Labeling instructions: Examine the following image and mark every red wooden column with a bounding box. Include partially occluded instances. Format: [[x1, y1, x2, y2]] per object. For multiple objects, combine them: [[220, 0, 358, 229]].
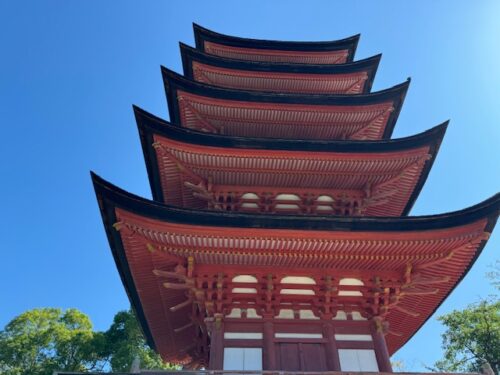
[[263, 315, 277, 370], [207, 315, 224, 370], [371, 317, 392, 372], [322, 318, 341, 371]]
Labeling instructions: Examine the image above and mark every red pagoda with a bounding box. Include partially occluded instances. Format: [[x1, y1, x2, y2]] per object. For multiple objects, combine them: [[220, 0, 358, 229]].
[[92, 24, 499, 372]]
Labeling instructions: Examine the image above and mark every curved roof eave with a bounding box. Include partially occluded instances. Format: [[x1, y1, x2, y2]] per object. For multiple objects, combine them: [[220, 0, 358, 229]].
[[180, 42, 381, 93], [193, 23, 360, 61], [162, 67, 410, 139], [179, 42, 382, 78], [92, 172, 498, 361], [136, 105, 447, 152], [134, 106, 447, 212], [93, 176, 158, 353], [92, 172, 499, 234]]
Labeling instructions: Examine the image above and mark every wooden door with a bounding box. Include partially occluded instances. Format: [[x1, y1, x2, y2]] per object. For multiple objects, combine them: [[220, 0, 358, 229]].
[[302, 343, 327, 371], [276, 343, 327, 371], [277, 343, 300, 371]]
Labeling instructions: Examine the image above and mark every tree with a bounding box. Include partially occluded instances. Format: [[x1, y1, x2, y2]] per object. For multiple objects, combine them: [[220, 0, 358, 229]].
[[104, 309, 176, 372], [390, 359, 407, 372], [486, 260, 500, 291], [0, 308, 176, 374], [432, 299, 500, 374], [0, 308, 106, 375]]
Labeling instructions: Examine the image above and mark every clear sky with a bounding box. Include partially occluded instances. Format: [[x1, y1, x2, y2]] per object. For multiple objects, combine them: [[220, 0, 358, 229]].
[[0, 1, 499, 371]]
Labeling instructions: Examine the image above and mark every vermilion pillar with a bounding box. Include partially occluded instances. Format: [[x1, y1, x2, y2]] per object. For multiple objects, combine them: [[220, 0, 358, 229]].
[[323, 320, 341, 371], [207, 315, 224, 370], [263, 316, 277, 370], [371, 318, 392, 372]]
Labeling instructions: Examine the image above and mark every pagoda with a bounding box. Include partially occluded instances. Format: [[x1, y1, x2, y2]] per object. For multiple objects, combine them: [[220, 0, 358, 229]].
[[92, 24, 499, 372]]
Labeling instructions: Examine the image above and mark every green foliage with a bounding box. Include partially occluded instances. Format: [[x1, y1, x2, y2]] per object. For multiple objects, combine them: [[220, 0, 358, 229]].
[[433, 299, 500, 374], [0, 308, 105, 375], [0, 308, 175, 374], [105, 309, 176, 372], [390, 359, 407, 372], [486, 260, 500, 291]]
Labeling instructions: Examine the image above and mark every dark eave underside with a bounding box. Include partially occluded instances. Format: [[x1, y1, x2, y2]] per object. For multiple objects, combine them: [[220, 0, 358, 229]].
[[136, 105, 445, 153], [93, 172, 499, 238], [180, 43, 381, 93], [162, 68, 410, 140], [193, 23, 360, 61]]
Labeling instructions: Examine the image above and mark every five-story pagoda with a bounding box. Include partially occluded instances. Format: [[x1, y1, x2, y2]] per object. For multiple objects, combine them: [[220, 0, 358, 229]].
[[93, 24, 499, 372]]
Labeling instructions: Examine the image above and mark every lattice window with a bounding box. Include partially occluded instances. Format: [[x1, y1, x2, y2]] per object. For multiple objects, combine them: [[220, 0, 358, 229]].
[[211, 190, 364, 216]]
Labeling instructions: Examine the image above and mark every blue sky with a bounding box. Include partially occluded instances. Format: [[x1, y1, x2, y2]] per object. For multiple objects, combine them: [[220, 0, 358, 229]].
[[0, 1, 498, 371]]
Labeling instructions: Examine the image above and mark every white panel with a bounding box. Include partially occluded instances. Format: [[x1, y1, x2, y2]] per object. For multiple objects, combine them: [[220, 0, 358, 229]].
[[357, 349, 379, 371], [281, 276, 316, 284], [338, 290, 363, 296], [351, 311, 367, 320], [299, 309, 319, 320], [339, 349, 379, 372], [275, 203, 300, 210], [335, 334, 372, 341], [241, 193, 259, 199], [224, 332, 263, 339], [225, 308, 242, 318], [339, 278, 364, 286], [275, 333, 323, 339], [232, 275, 258, 283], [276, 309, 294, 319], [316, 195, 334, 202], [339, 349, 359, 371], [241, 202, 259, 208], [223, 348, 244, 370], [280, 288, 315, 295], [246, 308, 262, 319], [243, 348, 262, 370], [333, 310, 347, 320], [316, 205, 334, 211], [276, 193, 301, 201]]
